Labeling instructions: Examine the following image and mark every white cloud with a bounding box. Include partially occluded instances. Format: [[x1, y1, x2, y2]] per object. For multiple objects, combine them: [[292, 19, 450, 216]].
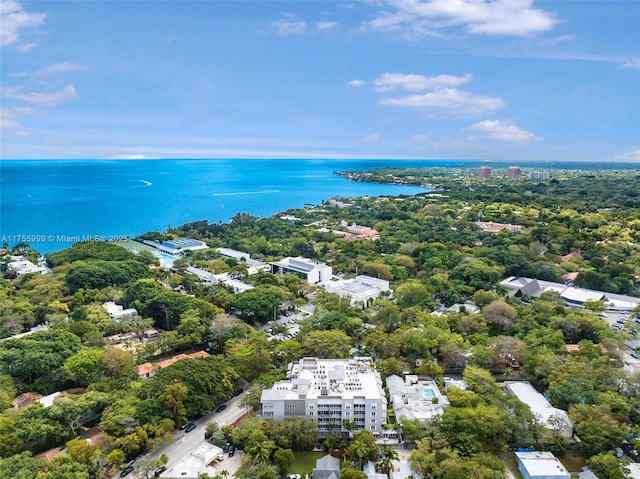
[[540, 34, 575, 46], [362, 133, 380, 142], [346, 79, 365, 87], [33, 62, 86, 76], [11, 130, 29, 137], [272, 18, 307, 35], [365, 0, 559, 37], [17, 42, 36, 52], [9, 62, 85, 79], [373, 72, 472, 92], [613, 148, 640, 162], [0, 118, 21, 129], [470, 119, 542, 143], [621, 59, 640, 70], [2, 84, 78, 107], [317, 21, 339, 30], [0, 0, 46, 47], [381, 88, 504, 116]]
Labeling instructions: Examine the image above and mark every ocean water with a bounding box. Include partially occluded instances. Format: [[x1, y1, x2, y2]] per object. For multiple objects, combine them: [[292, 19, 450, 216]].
[[0, 159, 456, 253], [4, 158, 636, 254]]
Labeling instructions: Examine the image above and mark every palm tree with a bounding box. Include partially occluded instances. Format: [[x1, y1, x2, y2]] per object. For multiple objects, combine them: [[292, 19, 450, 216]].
[[377, 446, 399, 478], [247, 440, 274, 463]]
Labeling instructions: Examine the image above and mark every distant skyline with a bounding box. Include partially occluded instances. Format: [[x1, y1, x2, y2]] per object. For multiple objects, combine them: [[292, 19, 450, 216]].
[[1, 0, 638, 161]]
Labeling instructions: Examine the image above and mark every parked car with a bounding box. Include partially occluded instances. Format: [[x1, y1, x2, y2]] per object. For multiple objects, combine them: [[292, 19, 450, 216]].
[[216, 453, 225, 462], [184, 422, 197, 433], [154, 466, 167, 477], [228, 445, 236, 457], [233, 388, 243, 396], [222, 442, 231, 453], [120, 466, 134, 477], [216, 404, 227, 412]]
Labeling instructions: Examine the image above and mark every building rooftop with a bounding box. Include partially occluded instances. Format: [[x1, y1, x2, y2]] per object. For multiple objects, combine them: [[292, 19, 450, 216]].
[[137, 350, 210, 376], [561, 287, 606, 304], [387, 374, 449, 423], [319, 275, 390, 306], [161, 442, 221, 479], [164, 238, 207, 250], [515, 451, 570, 477], [264, 357, 385, 401], [500, 276, 640, 310], [506, 382, 572, 431], [11, 392, 43, 408], [272, 257, 328, 272]]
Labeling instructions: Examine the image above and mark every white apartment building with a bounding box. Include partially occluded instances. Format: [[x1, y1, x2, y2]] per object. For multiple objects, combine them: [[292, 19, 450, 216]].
[[261, 357, 387, 438], [270, 257, 332, 284]]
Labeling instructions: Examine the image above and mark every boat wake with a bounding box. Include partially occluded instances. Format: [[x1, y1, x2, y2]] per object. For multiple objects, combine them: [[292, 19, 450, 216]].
[[129, 179, 152, 187], [212, 189, 280, 197]]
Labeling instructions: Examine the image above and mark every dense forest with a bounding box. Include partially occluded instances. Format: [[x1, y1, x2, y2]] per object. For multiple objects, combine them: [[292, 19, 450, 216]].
[[0, 168, 639, 479]]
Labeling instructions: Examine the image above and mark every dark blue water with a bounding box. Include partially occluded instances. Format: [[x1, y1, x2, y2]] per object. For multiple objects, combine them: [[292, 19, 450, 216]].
[[2, 158, 637, 253], [0, 159, 446, 253]]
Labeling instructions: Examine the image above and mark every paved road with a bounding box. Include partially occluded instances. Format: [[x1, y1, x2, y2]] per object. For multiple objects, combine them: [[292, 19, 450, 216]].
[[120, 393, 250, 478]]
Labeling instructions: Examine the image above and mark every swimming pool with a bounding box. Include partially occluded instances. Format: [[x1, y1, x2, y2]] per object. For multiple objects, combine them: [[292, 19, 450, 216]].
[[422, 385, 436, 399]]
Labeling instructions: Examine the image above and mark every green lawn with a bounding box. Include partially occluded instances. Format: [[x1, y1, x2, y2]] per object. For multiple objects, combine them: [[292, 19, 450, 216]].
[[557, 451, 587, 473], [289, 451, 330, 476]]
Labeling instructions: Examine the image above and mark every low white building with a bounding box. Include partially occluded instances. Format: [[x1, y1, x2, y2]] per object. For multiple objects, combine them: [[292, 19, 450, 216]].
[[320, 275, 391, 307], [270, 257, 332, 284], [499, 276, 640, 311], [261, 357, 387, 437], [102, 302, 138, 322], [159, 442, 222, 479], [505, 382, 573, 440], [216, 247, 266, 269], [7, 256, 50, 276], [386, 374, 449, 426], [143, 238, 208, 257], [560, 287, 606, 307], [515, 451, 570, 479]]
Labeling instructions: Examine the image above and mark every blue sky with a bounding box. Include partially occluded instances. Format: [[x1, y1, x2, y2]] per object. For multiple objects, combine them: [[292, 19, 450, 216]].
[[1, 0, 639, 161]]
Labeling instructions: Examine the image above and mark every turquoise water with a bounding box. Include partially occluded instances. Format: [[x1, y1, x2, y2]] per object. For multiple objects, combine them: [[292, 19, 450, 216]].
[[0, 159, 452, 253], [423, 387, 436, 399]]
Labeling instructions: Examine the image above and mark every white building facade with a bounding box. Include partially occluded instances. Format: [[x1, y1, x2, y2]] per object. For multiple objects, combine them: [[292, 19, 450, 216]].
[[261, 357, 387, 438], [270, 257, 332, 284]]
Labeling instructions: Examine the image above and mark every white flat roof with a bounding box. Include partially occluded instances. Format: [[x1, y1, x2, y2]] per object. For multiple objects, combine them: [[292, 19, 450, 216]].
[[515, 451, 569, 477], [507, 382, 571, 429], [561, 287, 605, 303], [161, 442, 221, 479], [264, 357, 385, 402]]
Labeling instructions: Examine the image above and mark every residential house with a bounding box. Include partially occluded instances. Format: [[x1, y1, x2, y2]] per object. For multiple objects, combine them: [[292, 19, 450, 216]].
[[515, 451, 570, 479]]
